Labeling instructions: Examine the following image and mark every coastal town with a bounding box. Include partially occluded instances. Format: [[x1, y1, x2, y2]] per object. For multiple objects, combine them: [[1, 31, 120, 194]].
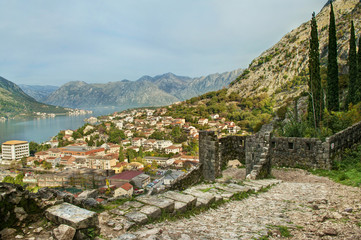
[[0, 106, 243, 199]]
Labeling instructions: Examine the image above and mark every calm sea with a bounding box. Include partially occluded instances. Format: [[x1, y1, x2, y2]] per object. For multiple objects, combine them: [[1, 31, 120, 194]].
[[0, 107, 123, 144]]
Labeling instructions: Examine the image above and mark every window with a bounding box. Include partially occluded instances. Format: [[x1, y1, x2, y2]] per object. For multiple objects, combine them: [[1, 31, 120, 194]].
[[306, 142, 311, 151], [288, 142, 294, 150]]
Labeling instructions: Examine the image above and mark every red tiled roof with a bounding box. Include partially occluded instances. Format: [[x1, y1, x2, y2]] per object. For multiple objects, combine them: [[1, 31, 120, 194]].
[[121, 182, 133, 191], [114, 162, 128, 168], [109, 170, 143, 180]]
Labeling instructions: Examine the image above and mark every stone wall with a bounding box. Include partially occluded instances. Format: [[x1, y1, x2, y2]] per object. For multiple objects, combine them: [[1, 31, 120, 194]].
[[219, 136, 246, 169], [169, 164, 203, 191], [199, 131, 220, 181], [0, 183, 43, 231], [327, 121, 361, 157], [269, 137, 330, 169], [245, 126, 272, 179]]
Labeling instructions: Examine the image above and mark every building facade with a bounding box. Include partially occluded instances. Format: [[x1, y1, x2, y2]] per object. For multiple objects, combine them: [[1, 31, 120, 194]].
[[1, 140, 29, 162]]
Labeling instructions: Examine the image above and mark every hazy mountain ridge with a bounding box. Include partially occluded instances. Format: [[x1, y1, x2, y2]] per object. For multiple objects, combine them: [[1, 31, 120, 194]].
[[0, 77, 68, 118], [19, 84, 59, 102], [44, 69, 242, 108], [229, 0, 361, 104]]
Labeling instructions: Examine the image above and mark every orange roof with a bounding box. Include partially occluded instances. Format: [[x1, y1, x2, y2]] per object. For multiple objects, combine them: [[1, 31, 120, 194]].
[[114, 162, 127, 168], [121, 182, 133, 191], [2, 140, 28, 145]]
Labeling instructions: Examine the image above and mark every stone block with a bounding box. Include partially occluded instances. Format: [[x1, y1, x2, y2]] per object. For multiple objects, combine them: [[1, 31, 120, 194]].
[[227, 184, 251, 192], [45, 203, 98, 229], [137, 196, 174, 213], [183, 189, 215, 206], [174, 201, 187, 213], [77, 189, 98, 199], [161, 191, 197, 209], [123, 201, 144, 209], [242, 182, 262, 191], [139, 205, 161, 219], [125, 211, 148, 225], [53, 224, 76, 240]]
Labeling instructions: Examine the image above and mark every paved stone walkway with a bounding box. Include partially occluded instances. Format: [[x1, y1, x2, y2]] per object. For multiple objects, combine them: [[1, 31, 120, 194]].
[[115, 169, 361, 240]]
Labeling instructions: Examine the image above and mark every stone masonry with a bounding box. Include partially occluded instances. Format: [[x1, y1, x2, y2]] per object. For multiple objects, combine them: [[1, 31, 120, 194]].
[[199, 131, 220, 181], [199, 121, 361, 181]]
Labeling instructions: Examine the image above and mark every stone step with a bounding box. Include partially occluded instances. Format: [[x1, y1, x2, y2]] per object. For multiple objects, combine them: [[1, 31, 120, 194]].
[[183, 189, 216, 207], [136, 196, 174, 213], [214, 183, 245, 194], [227, 183, 251, 193], [174, 201, 187, 213], [45, 202, 98, 230], [139, 205, 161, 220], [242, 182, 263, 191], [160, 191, 197, 209], [124, 211, 148, 225]]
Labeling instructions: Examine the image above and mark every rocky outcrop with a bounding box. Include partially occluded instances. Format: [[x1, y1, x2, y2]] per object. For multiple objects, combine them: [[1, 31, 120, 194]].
[[0, 183, 43, 231], [229, 0, 361, 106]]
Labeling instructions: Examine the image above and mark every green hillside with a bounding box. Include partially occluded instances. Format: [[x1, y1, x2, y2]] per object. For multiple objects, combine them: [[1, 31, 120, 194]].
[[0, 76, 68, 119]]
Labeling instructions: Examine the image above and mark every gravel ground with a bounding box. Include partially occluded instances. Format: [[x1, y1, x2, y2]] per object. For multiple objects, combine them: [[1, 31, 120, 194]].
[[131, 168, 361, 240]]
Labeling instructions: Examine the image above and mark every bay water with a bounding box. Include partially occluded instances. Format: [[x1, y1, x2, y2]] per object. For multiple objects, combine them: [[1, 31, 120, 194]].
[[0, 107, 123, 144]]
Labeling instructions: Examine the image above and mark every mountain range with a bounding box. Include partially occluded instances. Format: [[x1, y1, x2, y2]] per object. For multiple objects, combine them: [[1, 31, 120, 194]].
[[41, 69, 242, 109], [19, 84, 59, 103], [0, 77, 68, 118]]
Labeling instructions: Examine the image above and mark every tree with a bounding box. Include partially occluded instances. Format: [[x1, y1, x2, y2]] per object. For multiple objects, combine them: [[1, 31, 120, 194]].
[[108, 129, 125, 143], [346, 21, 357, 108], [21, 156, 27, 168], [327, 2, 339, 111], [126, 149, 137, 162], [72, 131, 82, 140], [42, 161, 52, 170], [357, 34, 361, 102], [308, 12, 323, 127], [118, 145, 124, 162]]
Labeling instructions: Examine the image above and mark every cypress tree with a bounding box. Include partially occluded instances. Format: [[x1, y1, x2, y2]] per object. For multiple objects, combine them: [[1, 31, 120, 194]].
[[346, 21, 357, 108], [357, 36, 361, 102], [327, 2, 340, 111], [308, 12, 323, 127], [119, 145, 124, 162]]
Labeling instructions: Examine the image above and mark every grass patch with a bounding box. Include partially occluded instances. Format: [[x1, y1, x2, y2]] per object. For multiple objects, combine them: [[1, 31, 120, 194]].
[[199, 187, 214, 193], [310, 144, 361, 187], [278, 225, 292, 237], [90, 198, 133, 213]]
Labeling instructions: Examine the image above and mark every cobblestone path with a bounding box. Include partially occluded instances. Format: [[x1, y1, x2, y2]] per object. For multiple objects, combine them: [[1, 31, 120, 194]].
[[124, 169, 361, 240]]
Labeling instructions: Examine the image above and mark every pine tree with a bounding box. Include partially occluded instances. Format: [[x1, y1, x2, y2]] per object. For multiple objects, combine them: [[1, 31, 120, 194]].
[[308, 12, 323, 127], [118, 145, 124, 162], [327, 2, 340, 111], [346, 21, 357, 107], [357, 36, 361, 102]]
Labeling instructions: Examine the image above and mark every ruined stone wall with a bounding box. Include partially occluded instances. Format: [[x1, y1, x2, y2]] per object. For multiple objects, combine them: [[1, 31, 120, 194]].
[[269, 137, 331, 169], [0, 183, 43, 231], [199, 121, 361, 180], [245, 126, 272, 179], [169, 164, 203, 191], [327, 121, 361, 158], [219, 136, 246, 169], [199, 131, 220, 181]]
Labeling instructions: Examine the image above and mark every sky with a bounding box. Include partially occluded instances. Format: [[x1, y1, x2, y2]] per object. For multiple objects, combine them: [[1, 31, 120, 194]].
[[0, 0, 326, 86]]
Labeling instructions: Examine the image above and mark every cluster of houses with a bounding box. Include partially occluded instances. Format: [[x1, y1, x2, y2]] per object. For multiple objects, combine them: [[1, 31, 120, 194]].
[[28, 142, 198, 173]]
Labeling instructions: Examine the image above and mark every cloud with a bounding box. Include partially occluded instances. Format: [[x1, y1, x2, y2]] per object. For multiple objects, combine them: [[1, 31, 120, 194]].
[[0, 0, 325, 85]]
